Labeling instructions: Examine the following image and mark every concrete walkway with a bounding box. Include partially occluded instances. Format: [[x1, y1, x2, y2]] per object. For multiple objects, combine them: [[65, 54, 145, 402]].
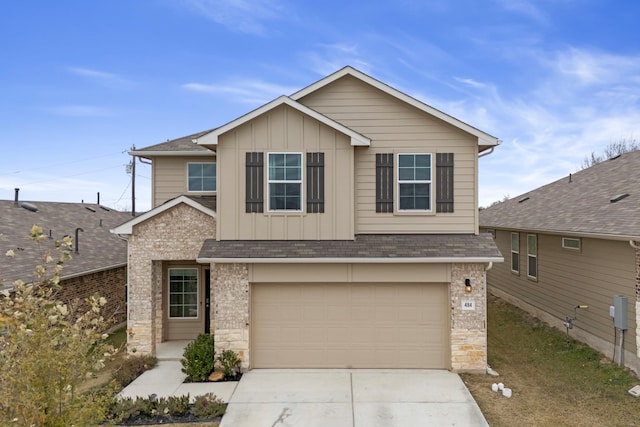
[[220, 369, 489, 427]]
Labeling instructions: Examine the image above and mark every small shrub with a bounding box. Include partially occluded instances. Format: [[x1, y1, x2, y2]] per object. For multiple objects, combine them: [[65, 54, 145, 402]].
[[191, 393, 226, 418], [164, 394, 191, 416], [217, 349, 241, 378], [113, 354, 158, 387], [182, 334, 215, 382]]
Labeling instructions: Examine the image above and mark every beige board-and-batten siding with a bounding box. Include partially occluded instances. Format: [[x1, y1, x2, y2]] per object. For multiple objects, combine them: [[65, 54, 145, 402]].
[[297, 74, 480, 235], [216, 104, 355, 241], [485, 229, 638, 372], [153, 155, 216, 207], [212, 262, 488, 372]]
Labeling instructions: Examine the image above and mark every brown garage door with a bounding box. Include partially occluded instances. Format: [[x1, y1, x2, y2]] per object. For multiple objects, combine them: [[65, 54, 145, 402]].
[[251, 283, 449, 368]]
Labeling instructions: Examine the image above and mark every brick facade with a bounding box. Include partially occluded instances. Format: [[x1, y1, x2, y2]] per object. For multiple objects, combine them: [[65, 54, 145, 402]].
[[56, 266, 127, 327], [127, 203, 215, 354], [450, 263, 487, 372]]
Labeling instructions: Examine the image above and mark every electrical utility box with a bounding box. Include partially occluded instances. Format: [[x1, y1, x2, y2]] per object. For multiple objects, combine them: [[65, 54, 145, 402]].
[[613, 295, 628, 330]]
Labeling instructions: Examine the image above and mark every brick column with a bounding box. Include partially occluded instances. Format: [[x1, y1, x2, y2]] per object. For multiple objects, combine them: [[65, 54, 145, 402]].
[[213, 263, 250, 370], [450, 263, 487, 373]]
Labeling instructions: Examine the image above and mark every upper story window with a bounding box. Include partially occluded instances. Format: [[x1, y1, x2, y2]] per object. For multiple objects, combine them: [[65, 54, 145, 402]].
[[188, 162, 216, 192], [562, 237, 581, 251], [398, 153, 432, 211], [268, 153, 302, 211]]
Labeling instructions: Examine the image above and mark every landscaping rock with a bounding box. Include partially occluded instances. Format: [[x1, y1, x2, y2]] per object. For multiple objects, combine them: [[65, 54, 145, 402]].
[[208, 371, 225, 382]]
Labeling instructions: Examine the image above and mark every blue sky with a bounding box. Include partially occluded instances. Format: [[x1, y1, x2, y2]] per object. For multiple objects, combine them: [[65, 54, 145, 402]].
[[2, 0, 639, 212]]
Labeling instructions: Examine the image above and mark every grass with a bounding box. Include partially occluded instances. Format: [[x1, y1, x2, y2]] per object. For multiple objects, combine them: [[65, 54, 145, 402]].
[[462, 295, 640, 427]]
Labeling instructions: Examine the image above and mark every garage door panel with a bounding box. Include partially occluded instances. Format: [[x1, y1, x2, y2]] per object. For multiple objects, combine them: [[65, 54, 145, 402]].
[[252, 283, 448, 368]]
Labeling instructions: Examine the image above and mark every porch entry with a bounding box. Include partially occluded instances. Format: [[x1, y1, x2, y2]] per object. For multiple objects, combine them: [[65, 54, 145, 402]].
[[165, 265, 210, 340]]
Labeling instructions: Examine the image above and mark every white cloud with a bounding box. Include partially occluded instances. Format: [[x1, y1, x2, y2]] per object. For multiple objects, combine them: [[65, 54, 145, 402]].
[[183, 0, 285, 35], [67, 67, 129, 88], [494, 0, 548, 24], [182, 79, 298, 104]]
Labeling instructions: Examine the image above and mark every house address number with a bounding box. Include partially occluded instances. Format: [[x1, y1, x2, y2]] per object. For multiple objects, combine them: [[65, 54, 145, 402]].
[[461, 300, 475, 310]]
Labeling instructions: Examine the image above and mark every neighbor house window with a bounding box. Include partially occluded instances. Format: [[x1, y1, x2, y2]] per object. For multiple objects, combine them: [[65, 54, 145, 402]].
[[527, 234, 538, 280], [168, 268, 198, 318], [398, 153, 432, 211], [268, 153, 302, 211], [188, 162, 216, 192], [562, 237, 581, 251], [511, 232, 520, 274]]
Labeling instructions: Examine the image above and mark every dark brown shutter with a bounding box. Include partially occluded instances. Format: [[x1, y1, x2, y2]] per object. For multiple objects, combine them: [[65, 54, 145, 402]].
[[246, 152, 264, 213], [436, 153, 454, 213], [376, 153, 394, 213], [306, 152, 324, 213]]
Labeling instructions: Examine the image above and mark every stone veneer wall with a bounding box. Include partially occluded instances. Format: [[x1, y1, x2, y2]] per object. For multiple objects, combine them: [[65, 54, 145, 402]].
[[211, 263, 250, 370], [127, 204, 215, 355], [450, 263, 487, 372]]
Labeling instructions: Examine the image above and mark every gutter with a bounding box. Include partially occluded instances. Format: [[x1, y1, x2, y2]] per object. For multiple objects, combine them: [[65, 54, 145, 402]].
[[197, 256, 504, 264]]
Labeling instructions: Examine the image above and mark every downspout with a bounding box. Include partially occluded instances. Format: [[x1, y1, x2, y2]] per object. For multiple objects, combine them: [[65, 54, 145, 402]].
[[630, 240, 640, 249], [486, 262, 493, 271], [478, 146, 494, 158]]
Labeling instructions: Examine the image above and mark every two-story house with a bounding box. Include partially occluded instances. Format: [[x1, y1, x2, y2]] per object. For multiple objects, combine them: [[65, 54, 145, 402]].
[[112, 67, 502, 372]]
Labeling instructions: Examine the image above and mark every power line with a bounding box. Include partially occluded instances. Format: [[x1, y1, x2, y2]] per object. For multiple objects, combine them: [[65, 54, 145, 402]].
[[0, 151, 127, 177]]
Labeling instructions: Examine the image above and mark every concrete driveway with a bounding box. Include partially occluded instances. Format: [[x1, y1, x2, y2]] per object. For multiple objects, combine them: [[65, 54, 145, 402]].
[[220, 369, 488, 427]]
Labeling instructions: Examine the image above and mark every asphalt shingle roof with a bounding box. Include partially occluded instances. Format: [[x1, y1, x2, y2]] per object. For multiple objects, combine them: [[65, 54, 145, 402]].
[[479, 150, 640, 238], [199, 233, 502, 260], [134, 129, 215, 154], [0, 200, 132, 289]]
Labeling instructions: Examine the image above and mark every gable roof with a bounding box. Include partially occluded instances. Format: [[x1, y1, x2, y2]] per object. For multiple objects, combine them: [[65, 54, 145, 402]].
[[131, 129, 216, 158], [195, 95, 371, 147], [291, 66, 501, 151], [480, 150, 640, 240], [0, 199, 131, 289], [111, 195, 216, 235], [197, 233, 502, 263]]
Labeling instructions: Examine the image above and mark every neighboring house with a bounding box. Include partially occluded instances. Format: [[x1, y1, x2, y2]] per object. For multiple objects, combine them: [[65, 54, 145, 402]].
[[0, 190, 130, 326], [480, 151, 640, 374], [112, 66, 503, 372]]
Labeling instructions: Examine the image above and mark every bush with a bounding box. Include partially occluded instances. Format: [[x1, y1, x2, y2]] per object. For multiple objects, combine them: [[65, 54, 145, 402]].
[[113, 354, 158, 387], [181, 333, 215, 381], [191, 393, 226, 418], [217, 349, 241, 378], [162, 394, 191, 416]]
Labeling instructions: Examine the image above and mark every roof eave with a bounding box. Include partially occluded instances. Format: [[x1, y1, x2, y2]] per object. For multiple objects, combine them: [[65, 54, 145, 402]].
[[130, 150, 216, 158], [482, 225, 640, 242]]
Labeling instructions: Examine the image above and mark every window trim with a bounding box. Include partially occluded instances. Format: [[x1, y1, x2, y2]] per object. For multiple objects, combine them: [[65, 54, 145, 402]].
[[527, 234, 538, 280], [396, 153, 433, 212], [267, 152, 304, 213], [168, 267, 199, 320], [511, 232, 520, 274], [187, 162, 217, 193], [562, 237, 581, 251]]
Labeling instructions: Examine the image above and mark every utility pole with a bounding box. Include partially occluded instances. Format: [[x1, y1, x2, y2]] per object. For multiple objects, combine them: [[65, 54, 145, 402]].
[[131, 145, 136, 217]]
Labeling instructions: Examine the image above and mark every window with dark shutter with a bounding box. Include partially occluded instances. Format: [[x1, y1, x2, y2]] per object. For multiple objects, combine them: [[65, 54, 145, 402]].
[[376, 153, 394, 213], [246, 152, 264, 213], [436, 153, 454, 213], [306, 152, 324, 213]]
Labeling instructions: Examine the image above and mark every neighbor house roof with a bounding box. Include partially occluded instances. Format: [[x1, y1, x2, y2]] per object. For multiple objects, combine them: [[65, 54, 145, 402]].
[[197, 233, 503, 263], [111, 195, 216, 235], [0, 199, 132, 289], [480, 150, 640, 240], [131, 129, 216, 158], [195, 95, 371, 147]]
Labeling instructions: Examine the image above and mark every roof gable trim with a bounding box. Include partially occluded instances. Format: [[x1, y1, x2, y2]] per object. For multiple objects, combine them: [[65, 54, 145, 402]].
[[195, 96, 371, 147], [291, 66, 500, 148], [110, 195, 216, 235]]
